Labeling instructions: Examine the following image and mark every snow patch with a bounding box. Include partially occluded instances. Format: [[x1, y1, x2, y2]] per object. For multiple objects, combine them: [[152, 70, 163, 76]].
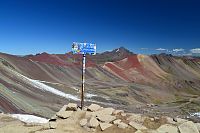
[[11, 114, 48, 124], [85, 93, 97, 98], [35, 80, 61, 85], [190, 112, 200, 118], [116, 49, 119, 52], [8, 68, 80, 101], [25, 77, 79, 101]]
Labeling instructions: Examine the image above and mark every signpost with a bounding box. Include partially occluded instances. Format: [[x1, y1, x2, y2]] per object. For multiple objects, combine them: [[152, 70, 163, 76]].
[[72, 42, 96, 109]]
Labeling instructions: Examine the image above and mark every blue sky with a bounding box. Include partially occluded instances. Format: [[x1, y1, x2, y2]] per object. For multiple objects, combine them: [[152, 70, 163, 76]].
[[0, 0, 200, 55]]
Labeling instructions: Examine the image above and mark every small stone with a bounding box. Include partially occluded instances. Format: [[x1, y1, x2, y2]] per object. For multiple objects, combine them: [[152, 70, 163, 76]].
[[129, 121, 147, 130], [86, 127, 96, 132], [87, 117, 99, 128], [157, 124, 179, 133], [83, 107, 88, 111], [49, 115, 57, 121], [178, 121, 199, 133], [173, 117, 178, 122], [118, 122, 128, 129], [113, 119, 121, 125], [121, 113, 126, 117], [150, 118, 154, 121], [49, 121, 57, 129], [146, 130, 159, 133], [97, 114, 116, 123], [100, 123, 113, 131], [66, 103, 77, 111], [154, 117, 159, 121], [56, 111, 73, 119], [113, 110, 124, 115], [147, 103, 155, 107], [80, 119, 87, 127], [87, 104, 101, 112]]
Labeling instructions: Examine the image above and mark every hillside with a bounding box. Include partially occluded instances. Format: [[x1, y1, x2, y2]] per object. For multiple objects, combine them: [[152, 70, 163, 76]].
[[0, 48, 200, 121]]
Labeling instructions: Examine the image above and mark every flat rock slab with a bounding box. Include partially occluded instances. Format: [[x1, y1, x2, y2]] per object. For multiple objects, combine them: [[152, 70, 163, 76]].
[[118, 122, 128, 129], [96, 108, 115, 115], [127, 114, 146, 124], [87, 117, 99, 128], [100, 123, 113, 131], [97, 114, 116, 123], [178, 121, 199, 133], [87, 104, 101, 112], [66, 103, 77, 111], [129, 121, 147, 130], [85, 112, 96, 119], [56, 111, 73, 119], [58, 105, 68, 112], [166, 117, 188, 125], [157, 124, 179, 133], [113, 119, 121, 125]]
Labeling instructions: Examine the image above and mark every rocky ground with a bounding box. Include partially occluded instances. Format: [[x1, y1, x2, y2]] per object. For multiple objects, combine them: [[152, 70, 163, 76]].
[[0, 103, 200, 133]]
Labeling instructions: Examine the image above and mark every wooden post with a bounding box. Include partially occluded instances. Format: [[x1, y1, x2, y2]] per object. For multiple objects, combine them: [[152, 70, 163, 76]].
[[81, 54, 86, 110]]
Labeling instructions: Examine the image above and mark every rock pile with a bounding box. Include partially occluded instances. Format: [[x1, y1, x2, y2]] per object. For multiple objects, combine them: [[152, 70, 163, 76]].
[[44, 103, 200, 133]]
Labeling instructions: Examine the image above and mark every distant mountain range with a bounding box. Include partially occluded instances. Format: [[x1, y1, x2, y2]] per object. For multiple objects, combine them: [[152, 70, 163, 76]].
[[0, 47, 200, 118]]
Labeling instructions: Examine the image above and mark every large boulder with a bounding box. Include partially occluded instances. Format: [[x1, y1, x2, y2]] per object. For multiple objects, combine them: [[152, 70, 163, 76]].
[[157, 124, 179, 133], [178, 121, 199, 133], [100, 123, 113, 131], [56, 111, 73, 119], [87, 104, 101, 112], [87, 117, 99, 128], [129, 121, 147, 130], [66, 103, 77, 111], [97, 114, 116, 123]]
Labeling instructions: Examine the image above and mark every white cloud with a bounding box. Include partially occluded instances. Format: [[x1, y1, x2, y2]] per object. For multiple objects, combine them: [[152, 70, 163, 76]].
[[190, 48, 200, 54], [183, 53, 192, 56], [156, 48, 167, 51], [172, 48, 184, 52], [140, 48, 148, 50]]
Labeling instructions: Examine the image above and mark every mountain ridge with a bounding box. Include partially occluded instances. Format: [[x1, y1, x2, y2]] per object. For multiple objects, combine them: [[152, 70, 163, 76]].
[[0, 48, 200, 121]]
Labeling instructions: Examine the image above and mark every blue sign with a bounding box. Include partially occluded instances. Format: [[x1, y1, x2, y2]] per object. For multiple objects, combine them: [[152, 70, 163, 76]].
[[72, 42, 96, 55]]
